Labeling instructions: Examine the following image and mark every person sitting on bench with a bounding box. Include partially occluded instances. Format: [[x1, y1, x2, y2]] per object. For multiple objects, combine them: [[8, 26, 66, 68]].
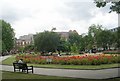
[[18, 59, 24, 63]]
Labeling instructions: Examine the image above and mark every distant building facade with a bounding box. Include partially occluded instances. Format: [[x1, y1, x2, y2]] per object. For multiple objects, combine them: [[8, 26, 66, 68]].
[[57, 30, 78, 41], [16, 34, 34, 47], [109, 27, 119, 32], [16, 30, 78, 47], [57, 32, 69, 41]]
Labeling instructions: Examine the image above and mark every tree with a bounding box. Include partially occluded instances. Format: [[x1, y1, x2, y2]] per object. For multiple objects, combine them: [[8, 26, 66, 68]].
[[70, 43, 78, 53], [80, 35, 91, 52], [1, 20, 15, 53], [0, 21, 1, 39], [17, 46, 24, 53], [94, 0, 120, 14], [51, 27, 56, 32], [68, 31, 80, 52], [88, 24, 103, 49], [57, 40, 70, 52], [94, 0, 120, 50], [97, 29, 114, 50], [117, 27, 120, 49], [34, 31, 60, 52], [0, 40, 2, 54], [24, 45, 35, 52]]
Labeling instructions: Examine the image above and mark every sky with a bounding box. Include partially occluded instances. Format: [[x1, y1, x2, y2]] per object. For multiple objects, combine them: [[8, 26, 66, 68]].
[[0, 0, 118, 38]]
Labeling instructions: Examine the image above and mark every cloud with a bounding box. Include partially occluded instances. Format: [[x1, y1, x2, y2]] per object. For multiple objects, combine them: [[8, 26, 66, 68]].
[[89, 8, 118, 29], [0, 0, 36, 23], [0, 0, 118, 38], [58, 2, 95, 21]]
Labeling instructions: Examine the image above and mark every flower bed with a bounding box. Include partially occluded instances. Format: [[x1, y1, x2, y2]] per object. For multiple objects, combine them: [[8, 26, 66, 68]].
[[16, 54, 120, 65], [103, 50, 120, 54]]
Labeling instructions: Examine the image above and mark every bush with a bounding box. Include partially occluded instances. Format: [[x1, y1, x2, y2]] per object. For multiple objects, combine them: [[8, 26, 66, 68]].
[[16, 54, 120, 65]]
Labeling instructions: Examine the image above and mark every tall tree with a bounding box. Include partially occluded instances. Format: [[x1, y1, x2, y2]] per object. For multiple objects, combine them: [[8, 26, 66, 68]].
[[94, 0, 120, 14], [80, 35, 91, 52], [88, 24, 103, 48], [1, 20, 15, 53], [34, 31, 60, 52], [0, 40, 2, 54], [117, 27, 120, 49], [97, 29, 114, 50], [68, 31, 80, 52], [94, 0, 120, 27], [51, 27, 56, 32], [0, 20, 1, 39], [57, 40, 70, 52]]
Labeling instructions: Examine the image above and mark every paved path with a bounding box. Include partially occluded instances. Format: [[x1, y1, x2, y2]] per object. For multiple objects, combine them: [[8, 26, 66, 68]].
[[0, 55, 12, 62], [0, 55, 119, 79]]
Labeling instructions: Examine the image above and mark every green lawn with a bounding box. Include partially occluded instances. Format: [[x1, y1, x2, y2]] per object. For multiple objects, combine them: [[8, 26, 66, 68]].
[[2, 71, 70, 79], [2, 55, 16, 65], [2, 55, 119, 70], [2, 71, 120, 81]]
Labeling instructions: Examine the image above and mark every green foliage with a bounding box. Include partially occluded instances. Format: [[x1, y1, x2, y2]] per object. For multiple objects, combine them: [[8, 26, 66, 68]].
[[18, 47, 24, 53], [0, 40, 2, 54], [69, 32, 80, 45], [24, 45, 35, 52], [79, 24, 103, 51], [2, 55, 119, 70], [2, 71, 69, 79], [1, 20, 15, 52], [97, 29, 116, 50], [16, 54, 120, 65], [80, 24, 118, 51], [0, 20, 1, 40], [68, 32, 80, 52], [2, 41, 6, 52], [70, 43, 78, 53], [117, 27, 120, 48], [94, 0, 120, 14], [34, 31, 60, 52], [57, 40, 70, 52]]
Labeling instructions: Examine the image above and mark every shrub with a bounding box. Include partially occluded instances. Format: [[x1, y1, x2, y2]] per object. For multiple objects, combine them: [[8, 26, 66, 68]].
[[16, 54, 120, 65]]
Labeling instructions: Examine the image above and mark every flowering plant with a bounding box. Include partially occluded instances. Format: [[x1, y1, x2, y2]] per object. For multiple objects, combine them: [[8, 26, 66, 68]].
[[16, 54, 119, 65]]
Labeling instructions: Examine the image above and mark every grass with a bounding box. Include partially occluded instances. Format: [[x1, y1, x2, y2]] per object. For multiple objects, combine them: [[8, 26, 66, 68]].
[[2, 55, 16, 65], [2, 71, 120, 81], [2, 55, 119, 70], [27, 63, 119, 70], [2, 71, 70, 79]]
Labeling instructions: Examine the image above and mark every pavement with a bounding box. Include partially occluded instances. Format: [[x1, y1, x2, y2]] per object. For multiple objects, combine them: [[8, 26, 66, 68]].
[[0, 55, 12, 62], [0, 55, 119, 79]]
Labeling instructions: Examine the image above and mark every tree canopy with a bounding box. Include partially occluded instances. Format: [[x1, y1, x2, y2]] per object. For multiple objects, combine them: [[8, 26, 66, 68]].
[[117, 27, 120, 48], [1, 20, 15, 53], [94, 0, 120, 14], [34, 31, 60, 52]]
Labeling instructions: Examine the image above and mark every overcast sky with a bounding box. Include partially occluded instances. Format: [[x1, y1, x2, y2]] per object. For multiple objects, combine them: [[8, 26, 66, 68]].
[[0, 0, 118, 38]]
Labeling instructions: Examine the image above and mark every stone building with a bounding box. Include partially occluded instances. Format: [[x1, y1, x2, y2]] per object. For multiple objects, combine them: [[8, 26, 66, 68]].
[[16, 34, 34, 47]]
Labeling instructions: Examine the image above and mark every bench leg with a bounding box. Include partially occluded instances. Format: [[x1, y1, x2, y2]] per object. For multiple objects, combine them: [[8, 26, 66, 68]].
[[27, 70, 28, 73], [32, 69, 33, 73], [14, 68, 16, 72], [19, 69, 20, 72], [22, 69, 23, 72]]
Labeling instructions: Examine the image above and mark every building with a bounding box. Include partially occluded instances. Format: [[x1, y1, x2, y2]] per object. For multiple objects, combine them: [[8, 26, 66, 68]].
[[16, 34, 34, 47], [57, 32, 69, 41], [16, 30, 78, 47], [109, 27, 119, 32], [57, 30, 78, 41]]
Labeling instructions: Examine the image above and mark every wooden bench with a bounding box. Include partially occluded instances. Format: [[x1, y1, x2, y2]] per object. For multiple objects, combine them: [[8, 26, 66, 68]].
[[13, 62, 33, 73]]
